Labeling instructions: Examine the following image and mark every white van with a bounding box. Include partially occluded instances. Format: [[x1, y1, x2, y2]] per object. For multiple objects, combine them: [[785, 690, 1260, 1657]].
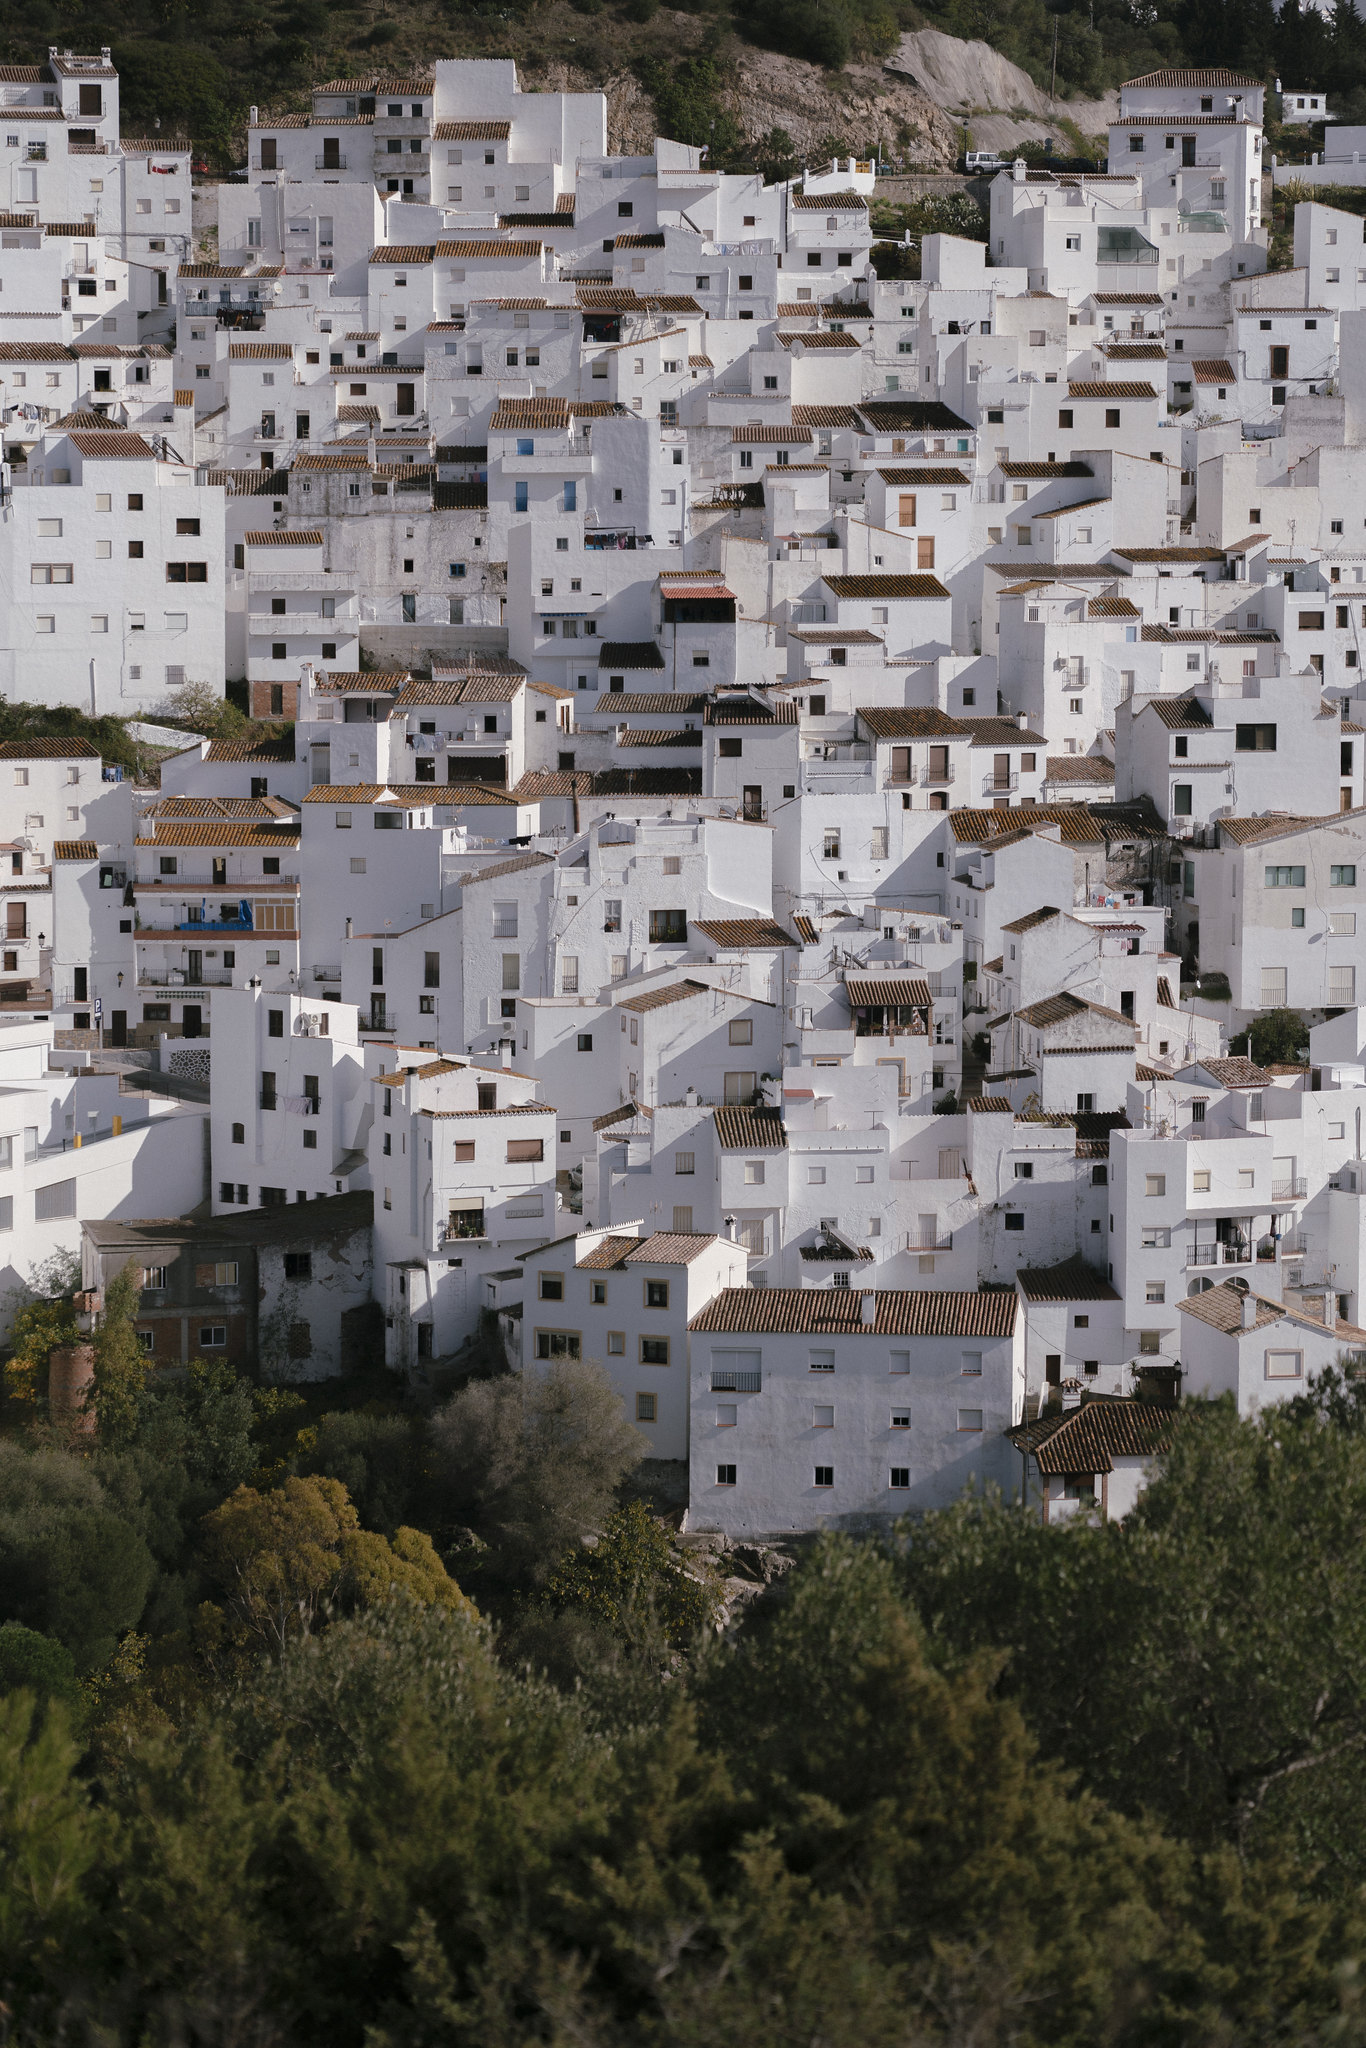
[[964, 151, 1007, 172]]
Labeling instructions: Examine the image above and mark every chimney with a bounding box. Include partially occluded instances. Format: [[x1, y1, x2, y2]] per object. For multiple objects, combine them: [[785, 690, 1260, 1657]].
[[1018, 712, 1030, 731], [344, 916, 352, 939], [724, 1214, 737, 1240], [249, 104, 258, 125], [1241, 1286, 1259, 1329], [1060, 1377, 1082, 1411], [859, 1289, 877, 1327]]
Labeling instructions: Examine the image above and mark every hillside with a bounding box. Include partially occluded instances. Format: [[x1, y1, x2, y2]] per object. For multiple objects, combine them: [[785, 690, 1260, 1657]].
[[12, 0, 1354, 168]]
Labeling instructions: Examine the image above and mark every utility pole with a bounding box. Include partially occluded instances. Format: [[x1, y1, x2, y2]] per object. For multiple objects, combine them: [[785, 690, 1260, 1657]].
[[1050, 16, 1058, 101]]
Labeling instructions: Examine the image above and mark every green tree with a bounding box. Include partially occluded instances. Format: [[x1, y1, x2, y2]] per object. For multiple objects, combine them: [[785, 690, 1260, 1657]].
[[1230, 1005, 1308, 1065], [298, 1408, 421, 1535], [91, 1261, 152, 1444], [200, 1474, 469, 1656], [543, 1500, 719, 1649], [0, 1442, 153, 1672], [0, 1693, 98, 2013], [430, 1360, 646, 1582], [899, 1395, 1366, 1884], [3, 1250, 80, 1406], [0, 1624, 81, 1717]]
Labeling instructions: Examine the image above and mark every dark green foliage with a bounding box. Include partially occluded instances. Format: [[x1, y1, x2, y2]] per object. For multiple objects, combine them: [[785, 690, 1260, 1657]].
[[297, 1408, 422, 1536], [1229, 1005, 1308, 1065], [542, 1499, 719, 1647], [0, 1623, 81, 1716], [0, 1441, 154, 1672]]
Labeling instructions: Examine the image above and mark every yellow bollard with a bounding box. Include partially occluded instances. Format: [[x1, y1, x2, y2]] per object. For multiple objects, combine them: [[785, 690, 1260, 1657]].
[[73, 1131, 81, 1148], [112, 1114, 122, 1136]]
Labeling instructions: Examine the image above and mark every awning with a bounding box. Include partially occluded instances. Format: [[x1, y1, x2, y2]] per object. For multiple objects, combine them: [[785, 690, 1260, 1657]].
[[844, 974, 933, 1008]]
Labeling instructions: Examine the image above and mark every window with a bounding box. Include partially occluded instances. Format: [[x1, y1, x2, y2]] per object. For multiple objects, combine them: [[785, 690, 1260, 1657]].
[[636, 1393, 656, 1422], [961, 1351, 982, 1377], [1332, 865, 1357, 886], [1266, 1350, 1303, 1379], [34, 1179, 76, 1220], [507, 1138, 544, 1163], [1146, 1282, 1165, 1304], [743, 1160, 764, 1185], [675, 1151, 695, 1176], [717, 1464, 737, 1486], [1235, 723, 1276, 752], [576, 1033, 593, 1053], [1193, 1169, 1211, 1193], [957, 1409, 983, 1432], [649, 909, 686, 943], [1014, 1161, 1033, 1180], [283, 1252, 312, 1280], [535, 1331, 581, 1361], [1265, 866, 1306, 888], [198, 1326, 227, 1348], [641, 1337, 669, 1365], [1004, 1213, 1024, 1232]]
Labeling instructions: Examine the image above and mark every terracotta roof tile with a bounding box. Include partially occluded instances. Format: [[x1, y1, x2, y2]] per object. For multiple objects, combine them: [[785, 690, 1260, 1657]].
[[1008, 1394, 1175, 1474], [1016, 1257, 1121, 1302], [712, 1105, 787, 1150], [693, 918, 796, 948], [689, 1287, 1015, 1336], [823, 573, 950, 600]]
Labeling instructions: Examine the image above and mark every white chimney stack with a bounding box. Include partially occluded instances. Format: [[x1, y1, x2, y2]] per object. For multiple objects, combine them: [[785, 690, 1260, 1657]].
[[1242, 1287, 1259, 1329]]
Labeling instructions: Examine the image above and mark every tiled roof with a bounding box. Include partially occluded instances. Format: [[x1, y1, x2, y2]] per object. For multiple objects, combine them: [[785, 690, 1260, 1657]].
[[581, 1230, 721, 1267], [1123, 64, 1262, 83], [857, 706, 966, 738], [134, 823, 299, 848], [0, 737, 100, 761], [465, 851, 555, 885], [689, 1287, 1016, 1336], [776, 330, 860, 350], [433, 120, 511, 139], [244, 528, 323, 546], [229, 342, 293, 360], [1216, 813, 1328, 844], [1016, 1257, 1121, 1302], [588, 691, 707, 716], [1190, 1055, 1274, 1087], [794, 915, 818, 944], [68, 431, 156, 459], [1090, 293, 1164, 306], [951, 806, 1106, 844], [1144, 696, 1214, 729], [791, 404, 864, 428], [824, 572, 952, 602], [591, 1100, 652, 1132], [0, 341, 71, 363], [791, 190, 868, 209], [856, 399, 972, 432], [1015, 990, 1134, 1031], [1008, 1395, 1175, 1474], [730, 425, 813, 444], [616, 979, 709, 1015], [1193, 358, 1238, 383], [52, 840, 97, 860], [1106, 342, 1167, 359], [692, 918, 797, 948], [1046, 755, 1115, 782], [615, 727, 702, 748], [1088, 596, 1141, 618], [957, 717, 1047, 747], [1179, 1280, 1286, 1334], [1113, 545, 1224, 562], [844, 973, 932, 1009], [704, 697, 797, 723], [1000, 461, 1095, 479], [713, 1105, 787, 1150], [966, 1096, 1013, 1113], [203, 735, 296, 763], [313, 670, 408, 694], [1066, 381, 1159, 400], [875, 466, 971, 485], [300, 784, 434, 807]]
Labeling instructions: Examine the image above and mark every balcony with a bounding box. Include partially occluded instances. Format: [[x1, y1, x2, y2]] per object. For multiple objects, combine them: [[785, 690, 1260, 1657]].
[[315, 154, 348, 171], [312, 964, 342, 981], [908, 1229, 953, 1251], [1186, 1243, 1254, 1268], [711, 1366, 762, 1392], [445, 1210, 487, 1240], [1272, 1176, 1308, 1200], [138, 971, 232, 990], [921, 764, 957, 786], [983, 773, 1019, 795]]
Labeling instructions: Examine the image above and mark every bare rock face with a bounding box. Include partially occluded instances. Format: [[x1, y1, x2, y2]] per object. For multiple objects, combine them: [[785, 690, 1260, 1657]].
[[526, 35, 959, 168], [886, 28, 1118, 154]]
